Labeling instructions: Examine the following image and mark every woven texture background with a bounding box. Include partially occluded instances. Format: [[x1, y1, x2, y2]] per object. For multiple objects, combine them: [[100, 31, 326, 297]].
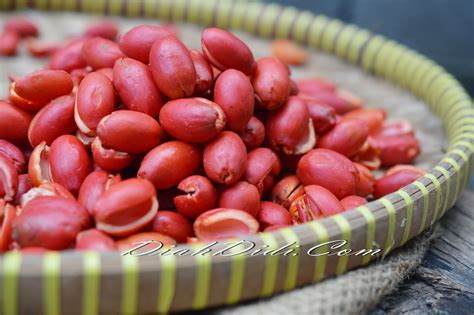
[[0, 11, 449, 314]]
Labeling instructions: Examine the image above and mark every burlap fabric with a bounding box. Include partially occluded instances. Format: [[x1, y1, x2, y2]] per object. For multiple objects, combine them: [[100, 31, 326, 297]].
[[0, 12, 446, 315]]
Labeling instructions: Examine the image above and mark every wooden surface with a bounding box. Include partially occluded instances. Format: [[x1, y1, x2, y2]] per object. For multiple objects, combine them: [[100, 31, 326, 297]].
[[373, 188, 474, 314]]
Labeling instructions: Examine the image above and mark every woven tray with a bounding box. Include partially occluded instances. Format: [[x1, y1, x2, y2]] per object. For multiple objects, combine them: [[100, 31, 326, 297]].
[[0, 1, 473, 314]]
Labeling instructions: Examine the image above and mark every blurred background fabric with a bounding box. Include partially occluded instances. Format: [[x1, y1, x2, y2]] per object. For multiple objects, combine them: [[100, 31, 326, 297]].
[[269, 0, 474, 97]]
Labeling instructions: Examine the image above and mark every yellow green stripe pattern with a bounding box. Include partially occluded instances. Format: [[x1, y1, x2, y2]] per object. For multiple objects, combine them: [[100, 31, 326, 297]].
[[43, 252, 61, 315], [2, 252, 21, 315], [157, 255, 176, 314], [308, 221, 329, 282], [356, 206, 376, 265], [0, 0, 473, 313], [332, 215, 352, 275], [82, 252, 101, 315], [192, 245, 211, 309], [121, 255, 139, 315]]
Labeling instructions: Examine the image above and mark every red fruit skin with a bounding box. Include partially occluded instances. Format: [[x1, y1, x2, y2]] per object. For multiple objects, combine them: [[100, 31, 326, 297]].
[[385, 165, 425, 177], [152, 211, 194, 243], [138, 141, 202, 190], [91, 138, 134, 172], [342, 108, 386, 134], [243, 148, 281, 194], [213, 69, 254, 132], [149, 36, 196, 99], [0, 201, 16, 251], [75, 72, 116, 135], [50, 39, 88, 72], [376, 119, 414, 137], [97, 110, 163, 154], [266, 96, 314, 155], [113, 58, 164, 117], [289, 185, 344, 222], [239, 116, 265, 150], [82, 37, 125, 70], [14, 70, 74, 106], [299, 90, 363, 115], [159, 98, 226, 143], [305, 99, 337, 135], [252, 57, 291, 110], [76, 229, 117, 252], [78, 170, 121, 214], [257, 201, 292, 230], [70, 68, 91, 87], [296, 78, 336, 95], [354, 163, 375, 197], [0, 154, 19, 202], [352, 137, 382, 171], [0, 101, 33, 145], [174, 175, 217, 220], [119, 25, 175, 64], [49, 135, 92, 194], [203, 131, 248, 185], [374, 170, 424, 198], [318, 118, 369, 157], [13, 174, 32, 205], [271, 175, 304, 210], [28, 95, 76, 147], [0, 139, 25, 173], [296, 149, 359, 199], [340, 195, 368, 211], [96, 68, 114, 81], [13, 196, 91, 250], [84, 21, 118, 40], [0, 31, 20, 56], [218, 181, 260, 217], [201, 28, 256, 75], [4, 17, 39, 37], [93, 178, 158, 237], [190, 49, 213, 96], [305, 185, 346, 217], [372, 135, 421, 166], [20, 182, 75, 208]]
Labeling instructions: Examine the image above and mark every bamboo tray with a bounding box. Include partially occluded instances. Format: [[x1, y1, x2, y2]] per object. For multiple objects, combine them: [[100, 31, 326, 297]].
[[0, 0, 473, 314]]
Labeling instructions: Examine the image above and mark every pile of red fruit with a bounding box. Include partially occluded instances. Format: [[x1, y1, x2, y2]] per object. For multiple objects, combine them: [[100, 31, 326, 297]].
[[0, 18, 424, 253]]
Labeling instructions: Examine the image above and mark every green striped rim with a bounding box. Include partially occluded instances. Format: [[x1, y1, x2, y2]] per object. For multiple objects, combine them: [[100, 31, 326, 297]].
[[434, 166, 451, 215], [259, 233, 279, 297], [2, 252, 21, 315], [379, 199, 396, 255], [424, 174, 443, 224], [0, 0, 473, 313], [43, 252, 61, 315], [356, 206, 376, 265], [82, 252, 101, 315], [226, 245, 246, 304], [121, 255, 139, 314], [192, 244, 212, 309], [396, 191, 414, 246], [413, 181, 431, 235], [332, 215, 351, 275], [280, 228, 300, 291], [156, 255, 176, 314], [307, 221, 329, 281]]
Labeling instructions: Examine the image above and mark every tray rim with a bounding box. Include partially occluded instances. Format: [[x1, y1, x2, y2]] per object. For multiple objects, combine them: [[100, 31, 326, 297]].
[[0, 0, 473, 314]]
